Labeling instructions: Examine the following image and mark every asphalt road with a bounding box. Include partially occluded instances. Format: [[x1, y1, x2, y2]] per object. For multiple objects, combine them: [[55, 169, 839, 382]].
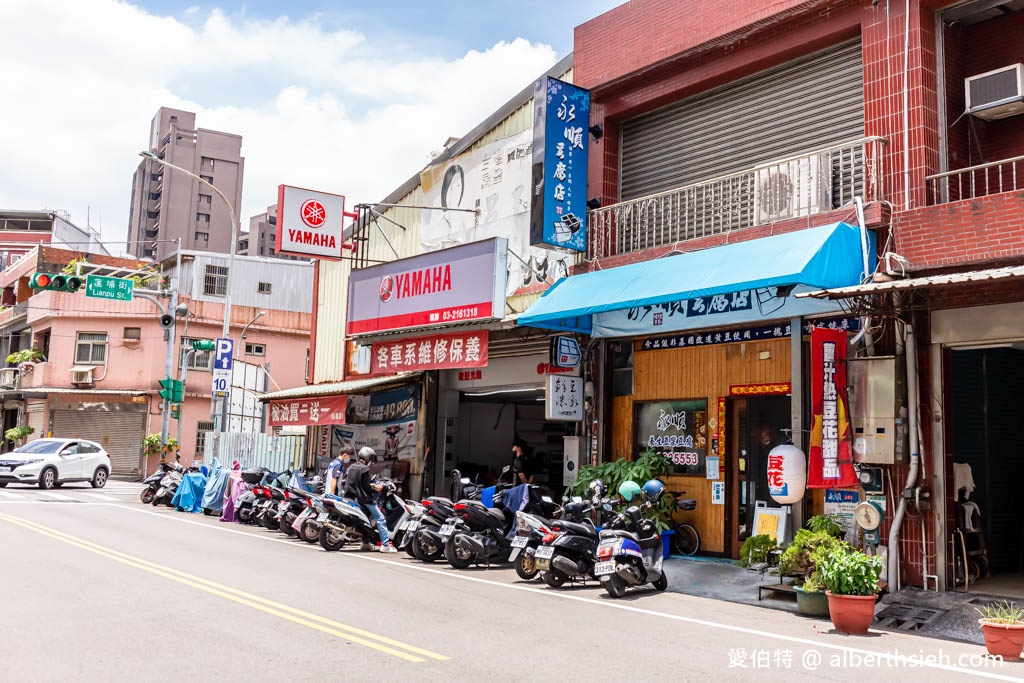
[[1, 483, 1021, 682]]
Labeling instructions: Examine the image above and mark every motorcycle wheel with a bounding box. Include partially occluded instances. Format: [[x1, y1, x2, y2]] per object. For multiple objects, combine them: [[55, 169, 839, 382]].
[[140, 489, 155, 505], [237, 506, 254, 524], [514, 551, 538, 581], [653, 573, 669, 591], [543, 569, 567, 588], [318, 525, 346, 552], [280, 515, 297, 536], [444, 539, 473, 570], [203, 508, 216, 517], [412, 534, 443, 563], [300, 520, 321, 544], [263, 513, 280, 531], [604, 575, 627, 599]]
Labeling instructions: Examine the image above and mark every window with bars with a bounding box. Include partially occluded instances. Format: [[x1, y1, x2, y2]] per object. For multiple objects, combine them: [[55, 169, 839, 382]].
[[181, 337, 213, 370], [257, 282, 272, 294], [75, 332, 108, 365], [196, 421, 215, 456], [203, 264, 228, 296]]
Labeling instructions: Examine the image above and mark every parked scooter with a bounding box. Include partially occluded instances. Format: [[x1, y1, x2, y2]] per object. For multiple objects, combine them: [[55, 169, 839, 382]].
[[595, 480, 669, 598], [408, 470, 484, 562], [234, 467, 270, 524], [151, 462, 187, 507], [140, 462, 174, 504], [444, 483, 560, 569], [317, 479, 417, 551]]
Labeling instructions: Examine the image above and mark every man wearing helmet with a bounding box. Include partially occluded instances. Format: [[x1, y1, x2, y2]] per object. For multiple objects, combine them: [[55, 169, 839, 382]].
[[343, 447, 397, 552]]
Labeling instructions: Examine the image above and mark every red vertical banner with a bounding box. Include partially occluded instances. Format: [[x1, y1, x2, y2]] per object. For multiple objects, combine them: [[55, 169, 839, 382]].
[[807, 327, 858, 488]]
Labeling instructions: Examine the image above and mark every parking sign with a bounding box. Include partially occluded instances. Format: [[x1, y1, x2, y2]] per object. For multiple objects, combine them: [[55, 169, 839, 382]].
[[212, 338, 233, 398]]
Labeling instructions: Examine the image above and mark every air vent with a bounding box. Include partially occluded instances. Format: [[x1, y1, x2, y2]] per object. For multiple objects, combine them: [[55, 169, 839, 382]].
[[966, 64, 1024, 121], [70, 367, 95, 386]]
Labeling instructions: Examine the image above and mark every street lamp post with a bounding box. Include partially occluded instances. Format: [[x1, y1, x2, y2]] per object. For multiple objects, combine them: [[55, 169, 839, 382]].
[[139, 151, 240, 437]]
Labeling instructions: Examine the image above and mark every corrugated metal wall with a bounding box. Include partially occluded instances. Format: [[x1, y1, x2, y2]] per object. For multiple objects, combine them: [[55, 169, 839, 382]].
[[175, 253, 313, 313], [620, 41, 864, 200], [204, 431, 305, 471]]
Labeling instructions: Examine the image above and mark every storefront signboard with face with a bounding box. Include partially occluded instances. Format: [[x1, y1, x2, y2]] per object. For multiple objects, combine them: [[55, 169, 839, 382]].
[[634, 398, 708, 476]]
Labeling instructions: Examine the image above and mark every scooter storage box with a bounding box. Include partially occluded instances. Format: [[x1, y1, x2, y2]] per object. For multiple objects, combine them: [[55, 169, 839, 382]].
[[241, 468, 264, 485]]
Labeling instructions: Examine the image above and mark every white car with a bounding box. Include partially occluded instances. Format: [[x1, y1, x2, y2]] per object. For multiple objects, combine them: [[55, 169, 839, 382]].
[[0, 438, 111, 489]]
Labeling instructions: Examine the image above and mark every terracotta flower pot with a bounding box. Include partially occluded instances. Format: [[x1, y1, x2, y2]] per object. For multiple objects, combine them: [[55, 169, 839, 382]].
[[825, 591, 878, 635], [979, 619, 1024, 660]]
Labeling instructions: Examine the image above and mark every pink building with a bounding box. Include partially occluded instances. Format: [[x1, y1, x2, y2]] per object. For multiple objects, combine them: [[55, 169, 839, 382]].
[[0, 246, 312, 477]]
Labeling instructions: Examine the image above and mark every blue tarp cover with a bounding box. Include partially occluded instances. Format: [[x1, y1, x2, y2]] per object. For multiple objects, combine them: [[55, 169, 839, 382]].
[[517, 222, 874, 333], [201, 459, 230, 513], [172, 471, 208, 513]]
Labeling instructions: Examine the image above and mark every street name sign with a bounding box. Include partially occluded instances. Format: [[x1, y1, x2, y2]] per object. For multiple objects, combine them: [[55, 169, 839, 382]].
[[85, 275, 134, 302]]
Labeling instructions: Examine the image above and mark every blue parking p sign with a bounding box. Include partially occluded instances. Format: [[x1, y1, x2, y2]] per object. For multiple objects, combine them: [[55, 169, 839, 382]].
[[215, 338, 234, 371]]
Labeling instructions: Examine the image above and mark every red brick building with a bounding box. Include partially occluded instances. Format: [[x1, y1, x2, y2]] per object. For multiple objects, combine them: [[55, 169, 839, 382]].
[[522, 0, 1024, 593]]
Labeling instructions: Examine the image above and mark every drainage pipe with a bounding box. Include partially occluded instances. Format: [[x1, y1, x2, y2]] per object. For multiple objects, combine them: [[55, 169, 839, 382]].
[[888, 321, 920, 591], [850, 197, 876, 356]]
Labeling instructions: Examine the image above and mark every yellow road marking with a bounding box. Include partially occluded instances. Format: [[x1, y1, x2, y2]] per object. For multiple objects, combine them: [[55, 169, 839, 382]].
[[0, 512, 448, 664]]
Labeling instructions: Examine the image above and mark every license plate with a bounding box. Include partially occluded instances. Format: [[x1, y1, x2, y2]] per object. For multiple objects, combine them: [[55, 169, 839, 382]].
[[594, 561, 616, 576], [510, 536, 528, 548], [297, 509, 312, 521], [535, 545, 554, 559], [278, 501, 289, 511], [317, 512, 329, 522], [439, 524, 456, 537], [0, 467, 10, 473], [406, 520, 419, 532]]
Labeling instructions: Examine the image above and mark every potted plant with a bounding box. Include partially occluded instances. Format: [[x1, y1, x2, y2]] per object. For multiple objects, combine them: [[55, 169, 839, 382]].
[[817, 546, 884, 634], [739, 534, 777, 568], [976, 600, 1024, 660], [4, 425, 34, 446], [805, 513, 844, 538], [779, 527, 844, 617], [6, 348, 44, 366]]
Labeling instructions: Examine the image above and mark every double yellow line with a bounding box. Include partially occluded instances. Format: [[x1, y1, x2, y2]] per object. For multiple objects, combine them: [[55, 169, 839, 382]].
[[0, 512, 448, 664]]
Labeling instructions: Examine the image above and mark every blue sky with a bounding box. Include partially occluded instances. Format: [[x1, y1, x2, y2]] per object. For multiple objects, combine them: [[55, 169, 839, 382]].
[[0, 0, 622, 253]]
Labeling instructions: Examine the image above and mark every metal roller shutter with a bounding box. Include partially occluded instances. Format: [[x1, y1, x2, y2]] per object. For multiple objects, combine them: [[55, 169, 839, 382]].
[[620, 39, 864, 200], [51, 409, 146, 477], [25, 403, 46, 440]]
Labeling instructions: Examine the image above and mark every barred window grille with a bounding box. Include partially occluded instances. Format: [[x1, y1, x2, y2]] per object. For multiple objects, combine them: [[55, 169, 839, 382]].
[[196, 421, 215, 455], [257, 282, 272, 294], [203, 264, 228, 296]]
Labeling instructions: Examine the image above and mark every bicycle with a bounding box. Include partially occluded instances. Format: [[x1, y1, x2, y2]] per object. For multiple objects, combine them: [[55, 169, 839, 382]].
[[668, 491, 700, 556]]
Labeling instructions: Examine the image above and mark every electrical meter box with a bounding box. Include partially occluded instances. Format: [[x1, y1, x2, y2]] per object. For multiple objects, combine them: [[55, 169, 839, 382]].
[[847, 356, 908, 464]]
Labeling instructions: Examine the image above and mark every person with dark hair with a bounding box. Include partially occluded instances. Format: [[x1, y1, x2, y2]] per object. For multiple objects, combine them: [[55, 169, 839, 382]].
[[343, 446, 396, 552], [440, 164, 468, 234], [327, 446, 353, 495], [512, 438, 533, 485]]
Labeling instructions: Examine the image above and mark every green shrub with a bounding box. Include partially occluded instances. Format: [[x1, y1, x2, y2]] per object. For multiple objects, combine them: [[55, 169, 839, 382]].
[[805, 513, 844, 537], [739, 534, 777, 567], [818, 546, 883, 596], [976, 600, 1024, 625], [779, 528, 844, 580]]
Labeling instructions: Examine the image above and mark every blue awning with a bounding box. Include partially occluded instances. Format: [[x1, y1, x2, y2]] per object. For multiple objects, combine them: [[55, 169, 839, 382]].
[[518, 222, 874, 334]]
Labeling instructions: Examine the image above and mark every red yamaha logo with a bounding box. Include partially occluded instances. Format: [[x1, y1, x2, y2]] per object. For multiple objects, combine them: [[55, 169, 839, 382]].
[[300, 199, 327, 228], [379, 275, 394, 302]]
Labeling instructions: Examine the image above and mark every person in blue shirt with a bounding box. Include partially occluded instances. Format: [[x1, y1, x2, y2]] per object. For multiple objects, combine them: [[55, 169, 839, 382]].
[[326, 446, 353, 495]]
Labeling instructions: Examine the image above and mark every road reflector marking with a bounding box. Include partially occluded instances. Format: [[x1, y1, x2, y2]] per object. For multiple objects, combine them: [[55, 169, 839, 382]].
[[0, 512, 449, 664]]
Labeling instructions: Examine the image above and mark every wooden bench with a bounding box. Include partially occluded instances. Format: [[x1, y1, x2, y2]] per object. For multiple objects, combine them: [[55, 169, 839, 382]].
[[758, 583, 798, 601]]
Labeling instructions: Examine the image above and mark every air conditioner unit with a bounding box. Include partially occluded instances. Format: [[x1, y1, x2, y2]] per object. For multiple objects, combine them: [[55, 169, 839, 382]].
[[70, 367, 95, 386], [966, 64, 1024, 121], [753, 154, 832, 225], [0, 367, 17, 390]]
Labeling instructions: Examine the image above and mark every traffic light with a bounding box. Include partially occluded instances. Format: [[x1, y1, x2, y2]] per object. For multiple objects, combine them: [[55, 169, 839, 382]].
[[192, 339, 216, 352], [158, 378, 184, 403], [170, 403, 181, 419], [30, 272, 83, 292]]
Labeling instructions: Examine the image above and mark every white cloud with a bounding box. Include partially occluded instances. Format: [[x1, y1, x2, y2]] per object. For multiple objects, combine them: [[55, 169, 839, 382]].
[[0, 0, 558, 252]]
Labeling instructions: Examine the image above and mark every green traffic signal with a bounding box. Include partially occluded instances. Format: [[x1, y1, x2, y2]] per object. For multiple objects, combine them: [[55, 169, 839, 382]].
[[29, 272, 83, 292], [158, 378, 184, 402]]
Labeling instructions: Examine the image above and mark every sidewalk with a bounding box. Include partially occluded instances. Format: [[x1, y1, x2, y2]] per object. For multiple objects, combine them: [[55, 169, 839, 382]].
[[663, 556, 1009, 646]]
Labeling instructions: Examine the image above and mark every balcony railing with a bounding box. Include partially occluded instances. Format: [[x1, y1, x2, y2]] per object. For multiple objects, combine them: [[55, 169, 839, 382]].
[[926, 155, 1024, 205], [587, 137, 887, 261]]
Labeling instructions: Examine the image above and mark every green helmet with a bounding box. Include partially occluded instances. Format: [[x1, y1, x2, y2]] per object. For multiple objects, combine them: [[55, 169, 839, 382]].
[[618, 480, 642, 502]]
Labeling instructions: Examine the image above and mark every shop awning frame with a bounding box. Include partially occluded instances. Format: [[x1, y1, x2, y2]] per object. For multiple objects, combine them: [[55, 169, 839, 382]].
[[518, 222, 874, 334], [258, 373, 421, 403], [796, 264, 1024, 300]]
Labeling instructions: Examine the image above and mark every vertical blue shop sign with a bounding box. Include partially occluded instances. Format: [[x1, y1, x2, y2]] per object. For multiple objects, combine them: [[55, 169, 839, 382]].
[[530, 76, 590, 252]]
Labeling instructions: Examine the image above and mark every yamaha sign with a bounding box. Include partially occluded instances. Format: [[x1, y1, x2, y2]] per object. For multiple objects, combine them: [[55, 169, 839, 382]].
[[276, 185, 347, 259], [347, 237, 508, 336]]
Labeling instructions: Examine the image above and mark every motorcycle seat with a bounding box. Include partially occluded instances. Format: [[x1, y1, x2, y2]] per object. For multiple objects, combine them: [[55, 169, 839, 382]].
[[552, 519, 597, 537], [676, 498, 697, 511], [599, 529, 639, 542]]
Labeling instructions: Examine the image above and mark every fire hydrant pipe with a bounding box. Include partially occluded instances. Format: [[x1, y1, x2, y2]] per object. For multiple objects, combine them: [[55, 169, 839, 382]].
[[888, 322, 920, 591]]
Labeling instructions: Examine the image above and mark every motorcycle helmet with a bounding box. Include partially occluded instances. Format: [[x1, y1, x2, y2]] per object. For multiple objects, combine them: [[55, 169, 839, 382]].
[[642, 478, 665, 503], [588, 478, 607, 498], [618, 480, 642, 502], [357, 446, 376, 462]]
